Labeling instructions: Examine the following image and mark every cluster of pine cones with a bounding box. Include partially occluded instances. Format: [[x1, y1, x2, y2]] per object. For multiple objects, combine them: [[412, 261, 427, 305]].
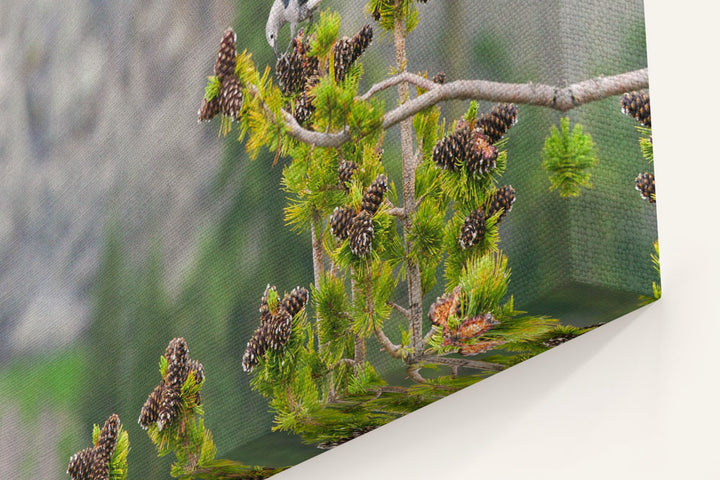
[[432, 104, 517, 173], [428, 287, 504, 356], [276, 24, 373, 124], [276, 30, 319, 124], [67, 414, 120, 480], [242, 285, 310, 372], [138, 337, 205, 431], [330, 163, 388, 258], [334, 24, 373, 82], [198, 28, 244, 122], [459, 185, 516, 249]]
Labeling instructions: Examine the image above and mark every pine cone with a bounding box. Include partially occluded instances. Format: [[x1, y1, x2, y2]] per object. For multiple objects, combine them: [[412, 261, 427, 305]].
[[165, 338, 189, 389], [432, 72, 446, 84], [214, 28, 237, 82], [622, 90, 651, 126], [361, 174, 388, 215], [459, 209, 485, 250], [198, 95, 221, 122], [138, 384, 163, 429], [68, 447, 94, 480], [276, 52, 306, 96], [268, 309, 293, 350], [635, 172, 655, 203], [88, 449, 110, 480], [334, 37, 353, 82], [277, 31, 319, 96], [478, 103, 518, 144], [458, 313, 499, 339], [465, 129, 498, 175], [334, 25, 373, 83], [487, 185, 516, 222], [294, 75, 319, 124], [220, 75, 243, 121], [95, 414, 120, 465], [432, 125, 470, 171], [259, 284, 277, 318], [428, 286, 462, 330], [188, 359, 205, 385], [242, 328, 264, 372], [338, 160, 359, 189], [281, 286, 309, 317], [351, 24, 373, 60], [348, 210, 374, 257], [157, 383, 181, 431], [330, 206, 357, 240]]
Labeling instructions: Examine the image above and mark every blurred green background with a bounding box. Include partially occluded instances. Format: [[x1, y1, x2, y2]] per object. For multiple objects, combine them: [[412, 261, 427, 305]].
[[0, 1, 654, 478]]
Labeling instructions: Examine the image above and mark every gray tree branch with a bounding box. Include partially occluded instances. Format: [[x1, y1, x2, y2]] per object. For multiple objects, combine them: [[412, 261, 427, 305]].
[[270, 68, 649, 148]]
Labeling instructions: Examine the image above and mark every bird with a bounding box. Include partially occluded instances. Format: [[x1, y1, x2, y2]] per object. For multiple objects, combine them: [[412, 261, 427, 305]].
[[266, 0, 323, 57]]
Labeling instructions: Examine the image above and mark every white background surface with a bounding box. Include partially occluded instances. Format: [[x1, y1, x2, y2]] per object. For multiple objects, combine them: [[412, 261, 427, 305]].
[[276, 2, 720, 478]]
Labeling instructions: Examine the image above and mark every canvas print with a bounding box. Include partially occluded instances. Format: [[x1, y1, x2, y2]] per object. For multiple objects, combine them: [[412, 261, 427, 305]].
[[0, 1, 658, 478]]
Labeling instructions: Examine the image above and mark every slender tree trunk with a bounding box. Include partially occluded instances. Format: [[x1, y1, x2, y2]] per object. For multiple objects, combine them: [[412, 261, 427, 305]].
[[394, 7, 424, 367], [310, 211, 325, 288]]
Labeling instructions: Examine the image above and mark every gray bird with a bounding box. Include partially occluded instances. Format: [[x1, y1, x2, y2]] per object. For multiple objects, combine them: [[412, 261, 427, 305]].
[[266, 0, 323, 57]]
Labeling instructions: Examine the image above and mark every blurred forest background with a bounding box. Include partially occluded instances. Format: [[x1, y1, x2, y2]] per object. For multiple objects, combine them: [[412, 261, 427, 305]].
[[0, 1, 653, 478]]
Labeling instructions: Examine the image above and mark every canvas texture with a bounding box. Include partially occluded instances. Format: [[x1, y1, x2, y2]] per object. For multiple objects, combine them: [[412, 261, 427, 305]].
[[0, 1, 656, 478]]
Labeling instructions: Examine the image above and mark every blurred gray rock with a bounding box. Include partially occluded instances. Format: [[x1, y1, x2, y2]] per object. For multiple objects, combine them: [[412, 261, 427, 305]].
[[0, 0, 233, 359]]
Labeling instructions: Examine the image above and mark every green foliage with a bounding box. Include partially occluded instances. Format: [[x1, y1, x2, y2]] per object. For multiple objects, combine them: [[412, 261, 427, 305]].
[[457, 252, 509, 316], [439, 149, 507, 209], [367, 0, 419, 34], [204, 76, 222, 101], [542, 117, 598, 197], [637, 126, 653, 162], [313, 274, 353, 362], [465, 100, 480, 122], [308, 10, 341, 58]]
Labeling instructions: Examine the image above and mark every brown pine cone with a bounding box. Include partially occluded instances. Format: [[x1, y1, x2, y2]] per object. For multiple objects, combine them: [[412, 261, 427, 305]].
[[214, 28, 237, 82], [330, 206, 357, 240], [622, 91, 651, 127], [348, 210, 374, 257], [459, 209, 485, 250], [487, 185, 516, 222], [361, 174, 388, 215], [198, 95, 221, 122], [478, 103, 518, 144], [220, 75, 243, 121], [635, 172, 655, 203]]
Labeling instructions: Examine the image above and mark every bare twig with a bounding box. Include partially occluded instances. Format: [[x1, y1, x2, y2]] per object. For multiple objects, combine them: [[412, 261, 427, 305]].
[[386, 206, 407, 219], [388, 301, 411, 319], [406, 365, 426, 383], [360, 71, 437, 101], [331, 358, 357, 369], [375, 327, 403, 359], [422, 325, 438, 345]]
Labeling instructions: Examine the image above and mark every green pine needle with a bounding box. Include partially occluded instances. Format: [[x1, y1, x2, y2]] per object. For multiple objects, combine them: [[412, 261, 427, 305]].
[[542, 117, 598, 197], [309, 10, 341, 58], [203, 76, 222, 101]]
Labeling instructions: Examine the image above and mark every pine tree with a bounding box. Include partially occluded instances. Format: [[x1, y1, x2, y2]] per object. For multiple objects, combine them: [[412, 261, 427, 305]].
[[70, 2, 655, 477]]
